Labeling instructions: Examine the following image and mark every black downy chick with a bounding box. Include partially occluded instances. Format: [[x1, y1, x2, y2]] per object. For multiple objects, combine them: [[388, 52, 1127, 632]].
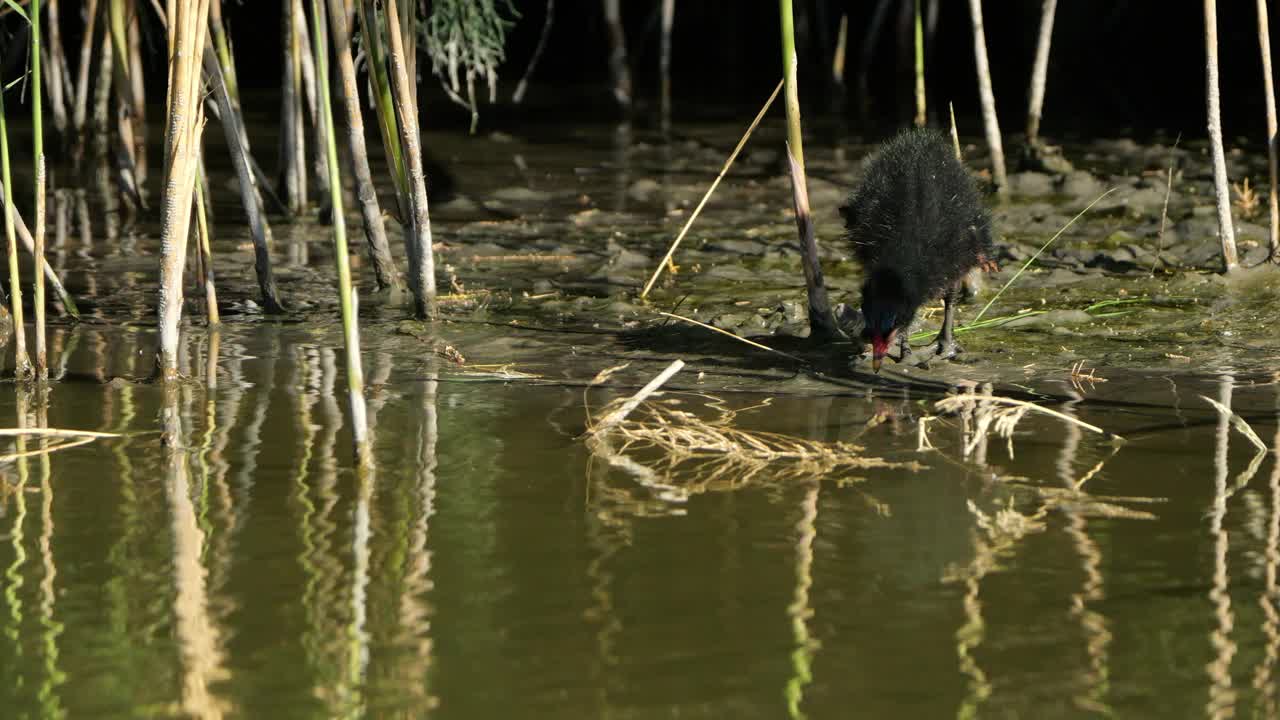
[[840, 128, 995, 372]]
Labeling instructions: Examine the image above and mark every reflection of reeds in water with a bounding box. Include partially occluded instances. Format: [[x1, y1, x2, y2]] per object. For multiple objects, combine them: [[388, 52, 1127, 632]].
[[1057, 396, 1112, 715], [583, 456, 626, 714], [1207, 374, 1237, 720], [784, 484, 818, 720], [1252, 385, 1280, 716], [162, 381, 230, 718], [3, 394, 31, 703], [34, 391, 66, 717]]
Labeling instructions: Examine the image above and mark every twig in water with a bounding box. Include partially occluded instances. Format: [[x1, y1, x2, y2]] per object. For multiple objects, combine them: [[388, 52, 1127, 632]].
[[591, 359, 685, 433], [641, 79, 783, 298], [1069, 360, 1107, 392], [1201, 394, 1268, 452], [1151, 134, 1181, 275], [656, 311, 807, 363]]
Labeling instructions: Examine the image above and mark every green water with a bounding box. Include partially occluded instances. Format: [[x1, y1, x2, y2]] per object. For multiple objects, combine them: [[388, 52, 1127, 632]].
[[1, 122, 1279, 718]]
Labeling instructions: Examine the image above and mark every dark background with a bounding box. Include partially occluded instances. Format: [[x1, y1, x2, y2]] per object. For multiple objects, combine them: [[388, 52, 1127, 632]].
[[14, 1, 1280, 141]]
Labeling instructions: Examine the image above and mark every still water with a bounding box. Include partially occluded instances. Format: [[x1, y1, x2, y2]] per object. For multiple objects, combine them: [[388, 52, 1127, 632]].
[[1, 121, 1279, 718], [0, 323, 1277, 718]]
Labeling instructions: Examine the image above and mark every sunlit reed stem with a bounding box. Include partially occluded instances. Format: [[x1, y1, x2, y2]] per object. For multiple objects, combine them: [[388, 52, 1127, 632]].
[[1257, 0, 1279, 262], [966, 0, 1007, 198], [1205, 0, 1239, 271], [32, 0, 48, 380], [156, 0, 211, 379], [780, 0, 838, 340], [0, 86, 32, 377], [1026, 0, 1057, 145], [279, 0, 307, 213], [913, 0, 925, 128], [311, 0, 370, 459]]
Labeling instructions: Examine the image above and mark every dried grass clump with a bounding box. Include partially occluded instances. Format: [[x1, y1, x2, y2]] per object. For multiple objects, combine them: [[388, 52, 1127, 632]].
[[928, 384, 1121, 459], [585, 363, 920, 498]]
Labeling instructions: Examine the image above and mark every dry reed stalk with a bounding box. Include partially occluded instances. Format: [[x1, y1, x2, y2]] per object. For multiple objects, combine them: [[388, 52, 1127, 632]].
[[1151, 136, 1180, 275], [640, 79, 782, 298], [656, 310, 807, 363], [385, 0, 438, 316], [966, 0, 1008, 198], [1205, 0, 1239, 270], [279, 0, 307, 212], [512, 0, 553, 104], [1025, 0, 1057, 144], [325, 0, 400, 292], [1258, 0, 1280, 261], [1202, 395, 1268, 452], [156, 0, 210, 379], [592, 359, 685, 432], [602, 0, 631, 110]]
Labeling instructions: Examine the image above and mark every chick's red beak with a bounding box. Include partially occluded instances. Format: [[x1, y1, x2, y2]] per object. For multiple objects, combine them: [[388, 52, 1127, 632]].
[[870, 333, 893, 373]]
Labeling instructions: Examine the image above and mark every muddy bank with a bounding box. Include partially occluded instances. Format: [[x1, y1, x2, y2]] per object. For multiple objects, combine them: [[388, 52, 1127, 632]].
[[35, 122, 1280, 395]]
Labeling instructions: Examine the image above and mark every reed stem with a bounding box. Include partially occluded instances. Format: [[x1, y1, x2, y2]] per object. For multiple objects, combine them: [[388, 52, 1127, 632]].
[[193, 172, 218, 325], [384, 0, 437, 316], [966, 0, 1008, 198], [311, 0, 369, 458], [157, 0, 210, 378], [31, 0, 47, 379], [913, 0, 926, 128], [780, 0, 838, 340], [0, 87, 32, 378], [1257, 0, 1279, 262], [1026, 0, 1057, 145], [1204, 0, 1239, 271], [325, 0, 400, 292]]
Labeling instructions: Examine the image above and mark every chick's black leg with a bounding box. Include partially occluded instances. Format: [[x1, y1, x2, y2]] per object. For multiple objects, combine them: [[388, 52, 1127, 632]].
[[936, 285, 962, 360], [897, 331, 911, 362]]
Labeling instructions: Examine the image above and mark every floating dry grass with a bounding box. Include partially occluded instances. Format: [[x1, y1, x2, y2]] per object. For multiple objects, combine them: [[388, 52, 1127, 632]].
[[585, 362, 921, 498]]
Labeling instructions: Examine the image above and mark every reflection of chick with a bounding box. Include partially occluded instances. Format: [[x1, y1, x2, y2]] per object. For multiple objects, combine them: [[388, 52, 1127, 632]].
[[841, 128, 996, 371]]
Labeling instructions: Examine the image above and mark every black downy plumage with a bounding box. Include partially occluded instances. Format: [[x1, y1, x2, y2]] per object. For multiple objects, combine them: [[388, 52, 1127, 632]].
[[840, 128, 994, 371]]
